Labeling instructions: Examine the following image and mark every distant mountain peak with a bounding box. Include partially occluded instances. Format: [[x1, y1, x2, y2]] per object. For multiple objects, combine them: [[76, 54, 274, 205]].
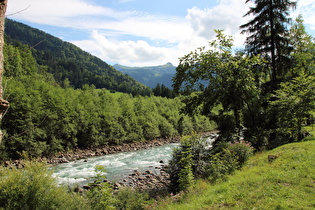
[[164, 62, 174, 66], [113, 62, 175, 69]]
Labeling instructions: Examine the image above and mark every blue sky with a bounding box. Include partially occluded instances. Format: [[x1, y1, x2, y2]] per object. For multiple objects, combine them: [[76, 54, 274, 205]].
[[6, 0, 315, 67]]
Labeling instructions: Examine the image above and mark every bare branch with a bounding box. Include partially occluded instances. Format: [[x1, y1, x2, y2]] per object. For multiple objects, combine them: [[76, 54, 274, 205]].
[[6, 5, 30, 17]]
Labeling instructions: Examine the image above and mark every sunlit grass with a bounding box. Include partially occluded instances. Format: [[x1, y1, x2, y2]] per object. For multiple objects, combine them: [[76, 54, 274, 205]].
[[153, 133, 315, 209]]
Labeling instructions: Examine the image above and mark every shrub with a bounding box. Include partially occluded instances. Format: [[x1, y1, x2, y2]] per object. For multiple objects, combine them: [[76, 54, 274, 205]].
[[113, 187, 150, 210], [226, 139, 254, 167], [168, 136, 194, 193], [169, 136, 254, 190], [86, 183, 116, 210], [205, 151, 238, 182], [0, 161, 87, 210], [86, 165, 116, 210]]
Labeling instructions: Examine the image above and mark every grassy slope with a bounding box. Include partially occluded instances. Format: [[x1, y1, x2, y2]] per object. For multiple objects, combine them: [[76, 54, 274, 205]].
[[155, 127, 315, 209]]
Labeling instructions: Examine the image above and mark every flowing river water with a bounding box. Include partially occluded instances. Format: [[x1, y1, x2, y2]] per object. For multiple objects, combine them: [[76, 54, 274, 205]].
[[52, 143, 179, 186], [52, 133, 218, 187]]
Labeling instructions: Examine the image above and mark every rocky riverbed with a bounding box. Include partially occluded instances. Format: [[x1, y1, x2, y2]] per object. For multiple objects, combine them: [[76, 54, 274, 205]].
[[76, 165, 172, 198]]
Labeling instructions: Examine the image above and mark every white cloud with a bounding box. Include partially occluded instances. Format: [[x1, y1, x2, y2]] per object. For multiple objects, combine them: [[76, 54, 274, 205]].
[[293, 0, 315, 30], [71, 0, 251, 66], [7, 0, 112, 25], [186, 1, 249, 48], [73, 30, 181, 66], [187, 0, 248, 39]]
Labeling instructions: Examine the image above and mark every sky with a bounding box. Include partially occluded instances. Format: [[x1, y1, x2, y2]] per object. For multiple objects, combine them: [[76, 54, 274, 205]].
[[6, 0, 315, 67]]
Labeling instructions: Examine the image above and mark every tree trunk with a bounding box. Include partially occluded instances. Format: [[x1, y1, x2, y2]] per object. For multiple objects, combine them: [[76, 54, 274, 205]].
[[234, 107, 241, 139], [0, 0, 9, 143], [269, 0, 277, 83]]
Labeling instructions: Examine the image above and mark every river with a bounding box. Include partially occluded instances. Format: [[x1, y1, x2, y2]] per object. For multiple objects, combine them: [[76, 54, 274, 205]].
[[52, 143, 179, 186], [52, 133, 218, 187]]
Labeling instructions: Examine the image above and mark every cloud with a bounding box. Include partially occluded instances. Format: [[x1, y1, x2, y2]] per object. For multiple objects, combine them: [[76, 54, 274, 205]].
[[71, 0, 251, 66], [186, 0, 250, 48], [187, 0, 248, 39], [73, 30, 182, 66], [293, 0, 315, 30], [7, 0, 111, 25], [8, 0, 313, 67]]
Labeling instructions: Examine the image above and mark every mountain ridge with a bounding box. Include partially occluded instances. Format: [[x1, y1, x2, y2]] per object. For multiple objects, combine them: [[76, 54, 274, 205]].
[[113, 62, 176, 88], [4, 18, 151, 95]]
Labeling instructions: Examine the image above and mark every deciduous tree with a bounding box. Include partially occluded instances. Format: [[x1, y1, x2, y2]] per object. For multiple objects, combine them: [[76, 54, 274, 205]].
[[173, 30, 263, 140]]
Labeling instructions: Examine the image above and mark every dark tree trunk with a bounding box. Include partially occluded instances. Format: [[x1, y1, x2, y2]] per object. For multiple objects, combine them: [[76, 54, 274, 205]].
[[269, 0, 277, 83]]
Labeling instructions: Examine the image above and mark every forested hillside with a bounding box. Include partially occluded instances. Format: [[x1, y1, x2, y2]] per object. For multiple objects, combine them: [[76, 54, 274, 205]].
[[4, 18, 151, 95], [0, 31, 215, 160], [113, 62, 176, 88]]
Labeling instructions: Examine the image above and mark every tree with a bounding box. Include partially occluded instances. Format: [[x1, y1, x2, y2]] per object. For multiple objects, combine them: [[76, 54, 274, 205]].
[[0, 0, 9, 144], [270, 72, 315, 143], [266, 16, 315, 146], [240, 0, 297, 83], [173, 30, 263, 140], [289, 15, 315, 77]]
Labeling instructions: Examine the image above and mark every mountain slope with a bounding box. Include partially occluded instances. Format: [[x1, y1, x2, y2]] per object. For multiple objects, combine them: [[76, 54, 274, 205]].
[[4, 18, 151, 95], [113, 62, 176, 88]]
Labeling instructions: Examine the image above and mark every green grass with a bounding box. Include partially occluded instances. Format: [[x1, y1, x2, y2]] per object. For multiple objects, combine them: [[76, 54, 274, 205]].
[[153, 130, 315, 209]]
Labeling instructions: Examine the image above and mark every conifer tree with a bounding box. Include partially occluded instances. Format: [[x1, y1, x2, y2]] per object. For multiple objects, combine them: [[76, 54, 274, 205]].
[[240, 0, 296, 83]]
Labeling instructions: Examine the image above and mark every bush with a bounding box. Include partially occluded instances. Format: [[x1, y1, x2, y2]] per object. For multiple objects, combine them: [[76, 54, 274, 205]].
[[0, 161, 87, 210], [205, 139, 254, 182], [226, 139, 254, 167], [168, 136, 194, 193], [86, 165, 116, 210], [113, 187, 150, 210], [86, 183, 116, 210], [169, 135, 254, 188], [205, 151, 238, 182]]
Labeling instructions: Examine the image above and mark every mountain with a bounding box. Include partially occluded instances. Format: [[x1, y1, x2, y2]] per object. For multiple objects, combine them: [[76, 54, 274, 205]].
[[113, 62, 176, 88], [4, 18, 151, 95]]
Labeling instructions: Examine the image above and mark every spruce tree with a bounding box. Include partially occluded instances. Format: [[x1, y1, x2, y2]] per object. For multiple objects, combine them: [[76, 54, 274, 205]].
[[240, 0, 297, 83]]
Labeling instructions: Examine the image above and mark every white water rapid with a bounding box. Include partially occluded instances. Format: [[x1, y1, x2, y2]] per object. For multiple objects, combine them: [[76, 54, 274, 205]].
[[52, 143, 179, 186], [52, 133, 218, 187]]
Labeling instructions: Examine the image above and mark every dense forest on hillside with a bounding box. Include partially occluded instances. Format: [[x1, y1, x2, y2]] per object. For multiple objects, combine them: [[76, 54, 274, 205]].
[[0, 37, 214, 160], [4, 18, 151, 96], [114, 63, 176, 88]]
